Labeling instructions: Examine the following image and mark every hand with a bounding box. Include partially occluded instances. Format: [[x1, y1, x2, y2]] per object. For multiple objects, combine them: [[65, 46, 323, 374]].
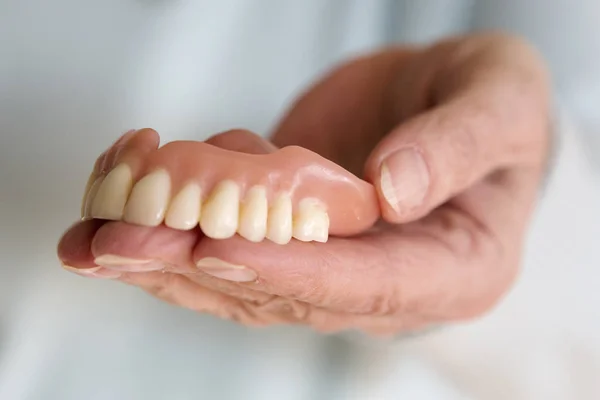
[[58, 32, 552, 336]]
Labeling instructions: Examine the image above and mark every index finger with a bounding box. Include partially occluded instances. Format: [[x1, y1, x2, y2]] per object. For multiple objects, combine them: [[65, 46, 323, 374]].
[[191, 208, 508, 321]]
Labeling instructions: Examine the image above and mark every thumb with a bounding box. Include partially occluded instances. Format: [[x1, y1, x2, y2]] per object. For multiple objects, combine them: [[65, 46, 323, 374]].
[[364, 96, 535, 223]]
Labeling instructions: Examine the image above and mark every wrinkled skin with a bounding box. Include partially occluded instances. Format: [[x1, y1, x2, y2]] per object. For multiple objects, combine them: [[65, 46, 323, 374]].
[[58, 33, 552, 337]]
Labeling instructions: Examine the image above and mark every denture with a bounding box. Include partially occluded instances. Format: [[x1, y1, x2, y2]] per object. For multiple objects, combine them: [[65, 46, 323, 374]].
[[81, 129, 380, 244]]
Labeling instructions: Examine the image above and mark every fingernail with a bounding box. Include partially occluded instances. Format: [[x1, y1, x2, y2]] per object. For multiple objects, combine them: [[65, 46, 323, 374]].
[[94, 254, 150, 265], [380, 148, 430, 212], [195, 257, 257, 282], [62, 264, 122, 279], [62, 264, 101, 275], [94, 254, 156, 272]]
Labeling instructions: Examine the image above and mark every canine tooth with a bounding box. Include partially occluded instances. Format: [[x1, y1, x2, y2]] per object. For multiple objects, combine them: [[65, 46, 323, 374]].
[[266, 193, 293, 245], [90, 164, 133, 220], [123, 169, 171, 226], [165, 183, 202, 230], [200, 180, 240, 239], [81, 175, 104, 220], [238, 186, 268, 242], [292, 198, 329, 243]]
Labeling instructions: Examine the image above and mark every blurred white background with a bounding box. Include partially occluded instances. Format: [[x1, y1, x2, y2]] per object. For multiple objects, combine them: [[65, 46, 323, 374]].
[[0, 1, 599, 399]]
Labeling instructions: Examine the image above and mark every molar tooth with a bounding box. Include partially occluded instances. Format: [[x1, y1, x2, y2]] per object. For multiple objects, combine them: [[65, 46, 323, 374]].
[[123, 169, 171, 226], [200, 180, 240, 239], [90, 164, 133, 220], [165, 183, 202, 230], [292, 198, 329, 243], [238, 186, 268, 242], [82, 175, 104, 220], [266, 193, 293, 245], [81, 172, 97, 218]]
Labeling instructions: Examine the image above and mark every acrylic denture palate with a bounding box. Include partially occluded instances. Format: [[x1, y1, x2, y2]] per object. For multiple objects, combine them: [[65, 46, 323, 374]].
[[81, 129, 380, 244]]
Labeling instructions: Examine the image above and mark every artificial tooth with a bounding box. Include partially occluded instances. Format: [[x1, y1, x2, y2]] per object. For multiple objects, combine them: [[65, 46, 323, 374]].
[[165, 183, 202, 230], [90, 163, 133, 220], [238, 186, 268, 242], [81, 172, 97, 218], [81, 175, 104, 220], [266, 192, 293, 245], [292, 198, 329, 243], [123, 169, 171, 226], [200, 180, 240, 239]]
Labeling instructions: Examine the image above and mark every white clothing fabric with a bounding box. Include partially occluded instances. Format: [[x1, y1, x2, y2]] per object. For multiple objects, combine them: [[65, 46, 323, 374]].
[[1, 1, 599, 399]]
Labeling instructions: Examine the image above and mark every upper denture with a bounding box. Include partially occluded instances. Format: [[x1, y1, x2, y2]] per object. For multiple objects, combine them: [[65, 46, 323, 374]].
[[84, 140, 380, 244]]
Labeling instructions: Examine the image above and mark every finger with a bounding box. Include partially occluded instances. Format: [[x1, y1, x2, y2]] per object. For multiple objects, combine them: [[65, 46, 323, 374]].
[[366, 97, 548, 223], [192, 233, 406, 314], [90, 221, 199, 272], [90, 220, 287, 309], [122, 269, 431, 335], [56, 220, 122, 279], [365, 41, 550, 223], [118, 267, 429, 335], [191, 191, 519, 322]]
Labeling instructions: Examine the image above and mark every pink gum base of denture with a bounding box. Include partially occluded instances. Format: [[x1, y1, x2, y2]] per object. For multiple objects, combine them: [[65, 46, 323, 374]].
[[106, 135, 381, 236]]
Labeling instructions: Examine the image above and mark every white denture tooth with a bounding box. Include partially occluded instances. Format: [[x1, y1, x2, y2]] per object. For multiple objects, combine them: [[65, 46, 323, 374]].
[[90, 164, 133, 220], [266, 192, 293, 245], [200, 180, 240, 239], [82, 175, 105, 220], [165, 183, 202, 230], [292, 198, 330, 243], [238, 186, 268, 242], [123, 169, 171, 226], [81, 172, 97, 218]]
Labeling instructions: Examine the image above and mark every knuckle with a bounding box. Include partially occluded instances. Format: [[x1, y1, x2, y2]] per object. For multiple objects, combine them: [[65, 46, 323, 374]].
[[143, 273, 180, 305], [428, 104, 484, 188], [227, 302, 269, 326], [254, 297, 310, 323], [359, 283, 402, 317]]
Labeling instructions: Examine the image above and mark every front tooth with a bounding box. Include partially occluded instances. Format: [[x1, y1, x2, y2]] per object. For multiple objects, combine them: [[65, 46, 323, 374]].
[[90, 163, 133, 220], [200, 180, 240, 239], [123, 169, 171, 226], [165, 183, 202, 230], [266, 193, 293, 245], [292, 198, 329, 243], [82, 175, 104, 220], [238, 186, 268, 242]]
